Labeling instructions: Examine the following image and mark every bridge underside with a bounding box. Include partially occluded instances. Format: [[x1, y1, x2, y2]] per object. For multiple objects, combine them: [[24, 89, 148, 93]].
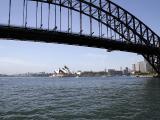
[[0, 0, 160, 75], [0, 25, 159, 55], [0, 25, 160, 75]]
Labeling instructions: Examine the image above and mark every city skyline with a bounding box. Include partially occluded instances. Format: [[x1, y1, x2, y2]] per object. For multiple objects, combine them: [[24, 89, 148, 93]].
[[0, 59, 151, 77], [0, 0, 160, 74]]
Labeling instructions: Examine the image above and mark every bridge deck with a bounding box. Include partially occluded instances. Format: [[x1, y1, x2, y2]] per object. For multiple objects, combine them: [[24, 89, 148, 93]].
[[0, 25, 159, 55]]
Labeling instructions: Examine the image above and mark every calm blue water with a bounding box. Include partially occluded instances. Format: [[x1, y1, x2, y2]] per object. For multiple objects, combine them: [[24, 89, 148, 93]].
[[1, 77, 160, 120]]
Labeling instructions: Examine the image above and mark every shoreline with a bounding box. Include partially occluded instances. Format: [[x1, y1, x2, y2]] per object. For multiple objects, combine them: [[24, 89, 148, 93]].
[[0, 75, 157, 78]]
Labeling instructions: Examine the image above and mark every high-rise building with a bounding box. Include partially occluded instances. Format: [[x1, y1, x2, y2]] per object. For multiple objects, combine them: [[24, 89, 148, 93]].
[[139, 61, 147, 73], [135, 62, 140, 72], [132, 64, 136, 72], [123, 67, 129, 75], [145, 60, 154, 73], [133, 59, 154, 73]]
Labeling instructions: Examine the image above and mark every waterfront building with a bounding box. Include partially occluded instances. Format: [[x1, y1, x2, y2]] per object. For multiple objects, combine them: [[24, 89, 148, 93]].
[[145, 60, 154, 73], [51, 66, 76, 77], [139, 61, 147, 73], [108, 69, 123, 76], [132, 64, 136, 73], [123, 67, 129, 75], [76, 71, 82, 76], [135, 62, 140, 72], [133, 60, 153, 73]]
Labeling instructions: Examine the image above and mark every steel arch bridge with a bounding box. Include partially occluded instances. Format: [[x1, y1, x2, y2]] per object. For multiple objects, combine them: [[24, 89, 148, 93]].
[[0, 0, 160, 75]]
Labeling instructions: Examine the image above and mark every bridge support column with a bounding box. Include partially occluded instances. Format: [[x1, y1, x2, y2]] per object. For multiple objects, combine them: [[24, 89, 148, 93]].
[[155, 60, 160, 78], [157, 57, 160, 78]]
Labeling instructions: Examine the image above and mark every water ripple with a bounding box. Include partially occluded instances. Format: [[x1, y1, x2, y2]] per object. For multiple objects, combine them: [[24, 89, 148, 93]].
[[1, 77, 160, 120]]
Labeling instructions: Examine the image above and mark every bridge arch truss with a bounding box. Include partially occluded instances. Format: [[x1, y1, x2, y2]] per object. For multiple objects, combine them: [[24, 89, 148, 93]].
[[1, 0, 160, 74]]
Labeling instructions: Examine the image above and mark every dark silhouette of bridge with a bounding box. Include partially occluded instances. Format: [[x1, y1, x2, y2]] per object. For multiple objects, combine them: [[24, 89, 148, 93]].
[[0, 0, 160, 75]]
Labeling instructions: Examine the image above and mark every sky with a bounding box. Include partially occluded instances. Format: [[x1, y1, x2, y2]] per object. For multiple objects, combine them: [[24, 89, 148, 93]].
[[0, 0, 160, 74]]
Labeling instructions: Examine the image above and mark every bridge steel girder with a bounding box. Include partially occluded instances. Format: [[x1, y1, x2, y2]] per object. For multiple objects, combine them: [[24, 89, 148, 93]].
[[0, 25, 159, 55], [27, 0, 160, 74], [1, 0, 160, 74]]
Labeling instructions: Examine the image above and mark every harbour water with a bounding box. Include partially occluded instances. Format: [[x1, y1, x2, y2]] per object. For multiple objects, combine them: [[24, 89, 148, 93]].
[[1, 77, 160, 120]]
